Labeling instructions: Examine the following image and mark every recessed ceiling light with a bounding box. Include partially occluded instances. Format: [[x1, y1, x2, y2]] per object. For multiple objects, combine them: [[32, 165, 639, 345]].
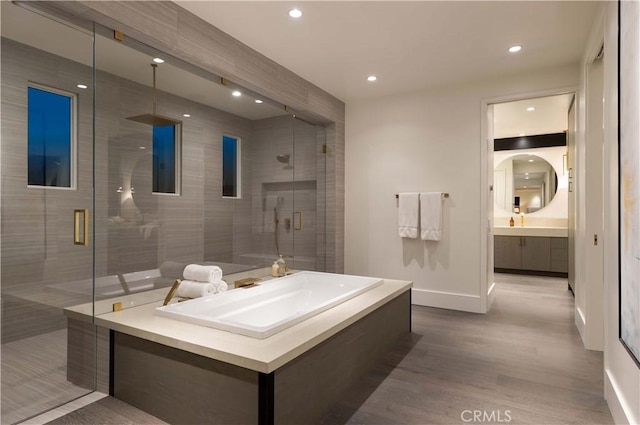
[[508, 45, 522, 53], [77, 84, 88, 89], [525, 173, 529, 175], [528, 159, 534, 162], [367, 76, 377, 82], [523, 186, 528, 188], [526, 106, 536, 112], [153, 57, 165, 64], [232, 90, 242, 97], [139, 146, 146, 150], [519, 133, 525, 136], [183, 113, 191, 118], [525, 176, 530, 180], [255, 99, 264, 104], [289, 8, 302, 18]]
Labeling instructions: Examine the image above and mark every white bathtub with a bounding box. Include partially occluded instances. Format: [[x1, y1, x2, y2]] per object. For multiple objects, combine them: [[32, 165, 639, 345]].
[[155, 271, 383, 339]]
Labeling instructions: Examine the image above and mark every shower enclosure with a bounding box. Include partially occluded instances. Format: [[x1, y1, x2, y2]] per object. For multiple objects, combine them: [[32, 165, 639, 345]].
[[1, 3, 328, 423]]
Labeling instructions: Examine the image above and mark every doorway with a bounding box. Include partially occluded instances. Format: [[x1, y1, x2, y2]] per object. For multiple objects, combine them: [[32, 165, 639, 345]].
[[484, 91, 575, 313]]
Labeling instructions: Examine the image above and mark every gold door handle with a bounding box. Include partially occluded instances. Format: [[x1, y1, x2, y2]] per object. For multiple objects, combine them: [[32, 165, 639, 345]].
[[74, 209, 89, 245], [294, 211, 303, 230]]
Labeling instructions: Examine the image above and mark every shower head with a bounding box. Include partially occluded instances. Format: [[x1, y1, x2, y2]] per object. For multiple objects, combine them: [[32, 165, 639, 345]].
[[276, 154, 290, 163], [126, 63, 182, 127]]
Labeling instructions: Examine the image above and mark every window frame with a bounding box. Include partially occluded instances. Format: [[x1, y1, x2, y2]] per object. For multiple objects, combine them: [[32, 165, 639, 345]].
[[26, 82, 78, 190], [222, 133, 242, 199], [152, 124, 182, 196]]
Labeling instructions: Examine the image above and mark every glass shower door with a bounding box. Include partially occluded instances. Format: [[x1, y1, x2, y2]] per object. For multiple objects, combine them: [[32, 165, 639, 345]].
[[0, 3, 97, 423], [291, 117, 326, 271]]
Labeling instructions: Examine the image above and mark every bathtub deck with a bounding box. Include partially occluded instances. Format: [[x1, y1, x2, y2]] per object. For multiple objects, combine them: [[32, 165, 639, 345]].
[[93, 277, 410, 373], [66, 270, 411, 424], [111, 287, 411, 425]]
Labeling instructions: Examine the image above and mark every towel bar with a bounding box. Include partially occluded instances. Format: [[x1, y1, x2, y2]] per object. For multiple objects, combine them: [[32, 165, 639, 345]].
[[395, 193, 449, 199]]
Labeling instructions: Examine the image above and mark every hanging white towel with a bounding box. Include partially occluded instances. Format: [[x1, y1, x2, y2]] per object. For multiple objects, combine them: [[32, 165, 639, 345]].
[[420, 192, 443, 241], [398, 193, 420, 238]]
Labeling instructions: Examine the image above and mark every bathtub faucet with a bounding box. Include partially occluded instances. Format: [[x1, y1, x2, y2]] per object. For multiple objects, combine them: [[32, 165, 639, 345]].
[[163, 279, 182, 306]]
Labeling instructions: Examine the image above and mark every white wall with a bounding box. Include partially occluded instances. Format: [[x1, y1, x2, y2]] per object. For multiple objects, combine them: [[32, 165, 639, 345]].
[[603, 2, 640, 424], [574, 3, 606, 352], [345, 65, 578, 313]]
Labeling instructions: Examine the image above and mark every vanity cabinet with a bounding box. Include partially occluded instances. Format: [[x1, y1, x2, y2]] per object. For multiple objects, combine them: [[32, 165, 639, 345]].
[[550, 237, 569, 273], [494, 235, 568, 275]]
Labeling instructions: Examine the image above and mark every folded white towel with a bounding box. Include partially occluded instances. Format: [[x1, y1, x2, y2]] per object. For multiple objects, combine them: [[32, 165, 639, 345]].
[[183, 264, 222, 283], [398, 193, 420, 238], [213, 280, 228, 293], [176, 280, 216, 298], [420, 192, 443, 241]]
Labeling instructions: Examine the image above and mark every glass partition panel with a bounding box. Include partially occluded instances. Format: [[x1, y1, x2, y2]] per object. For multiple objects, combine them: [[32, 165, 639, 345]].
[[292, 117, 326, 271], [1, 3, 96, 423], [93, 24, 330, 291], [238, 115, 295, 269]]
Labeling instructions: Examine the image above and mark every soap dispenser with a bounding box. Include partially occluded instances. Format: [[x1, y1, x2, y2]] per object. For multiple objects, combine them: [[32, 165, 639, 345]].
[[276, 255, 286, 277], [509, 217, 514, 227], [271, 261, 279, 277]]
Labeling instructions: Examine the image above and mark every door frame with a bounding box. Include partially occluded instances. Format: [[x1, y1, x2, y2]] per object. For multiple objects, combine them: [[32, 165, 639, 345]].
[[479, 86, 578, 313]]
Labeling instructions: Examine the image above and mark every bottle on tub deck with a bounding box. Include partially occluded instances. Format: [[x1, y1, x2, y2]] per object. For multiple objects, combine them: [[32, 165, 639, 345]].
[[276, 255, 286, 277], [509, 217, 515, 227], [271, 261, 279, 277]]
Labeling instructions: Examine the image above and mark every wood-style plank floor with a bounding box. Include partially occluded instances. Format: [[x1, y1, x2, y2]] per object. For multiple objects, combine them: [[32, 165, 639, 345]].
[[46, 274, 613, 425], [2, 329, 91, 425]]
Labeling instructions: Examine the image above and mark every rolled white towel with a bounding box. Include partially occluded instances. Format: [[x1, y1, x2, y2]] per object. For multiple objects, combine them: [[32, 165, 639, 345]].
[[176, 280, 216, 298], [213, 280, 228, 294], [183, 264, 222, 283]]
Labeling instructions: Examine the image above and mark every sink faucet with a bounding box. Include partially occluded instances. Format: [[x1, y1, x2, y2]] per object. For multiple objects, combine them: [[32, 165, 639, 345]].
[[163, 279, 182, 306]]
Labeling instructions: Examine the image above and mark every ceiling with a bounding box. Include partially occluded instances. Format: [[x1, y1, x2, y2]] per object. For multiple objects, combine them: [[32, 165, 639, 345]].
[[1, 1, 286, 121], [176, 1, 601, 103], [493, 93, 574, 139], [2, 1, 597, 132]]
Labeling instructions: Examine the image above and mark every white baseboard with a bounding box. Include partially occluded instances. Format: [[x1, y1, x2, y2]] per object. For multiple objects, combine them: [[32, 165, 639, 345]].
[[411, 288, 482, 313], [605, 368, 638, 425]]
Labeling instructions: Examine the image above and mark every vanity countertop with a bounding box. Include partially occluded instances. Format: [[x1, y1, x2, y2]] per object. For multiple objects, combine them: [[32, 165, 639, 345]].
[[65, 270, 412, 374], [494, 226, 568, 237]]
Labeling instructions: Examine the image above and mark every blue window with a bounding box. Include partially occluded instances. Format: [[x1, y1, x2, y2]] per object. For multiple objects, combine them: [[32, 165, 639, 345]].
[[153, 125, 180, 194], [28, 85, 76, 188], [222, 135, 240, 198]]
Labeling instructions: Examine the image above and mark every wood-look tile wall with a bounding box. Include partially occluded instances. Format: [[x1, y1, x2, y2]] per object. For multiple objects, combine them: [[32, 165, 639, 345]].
[[245, 116, 325, 269], [2, 34, 329, 315], [34, 0, 346, 273], [1, 35, 264, 285], [1, 37, 96, 342]]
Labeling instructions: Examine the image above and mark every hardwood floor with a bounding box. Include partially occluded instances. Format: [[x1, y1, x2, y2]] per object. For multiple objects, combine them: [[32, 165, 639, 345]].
[[321, 274, 612, 425], [45, 274, 613, 425]]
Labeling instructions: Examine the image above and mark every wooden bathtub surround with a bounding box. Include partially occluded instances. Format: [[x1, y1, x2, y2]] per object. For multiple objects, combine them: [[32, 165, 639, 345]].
[[66, 271, 411, 424], [111, 290, 411, 425]]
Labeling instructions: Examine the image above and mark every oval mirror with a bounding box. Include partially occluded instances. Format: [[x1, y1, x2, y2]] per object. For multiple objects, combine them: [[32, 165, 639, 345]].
[[494, 154, 558, 214]]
